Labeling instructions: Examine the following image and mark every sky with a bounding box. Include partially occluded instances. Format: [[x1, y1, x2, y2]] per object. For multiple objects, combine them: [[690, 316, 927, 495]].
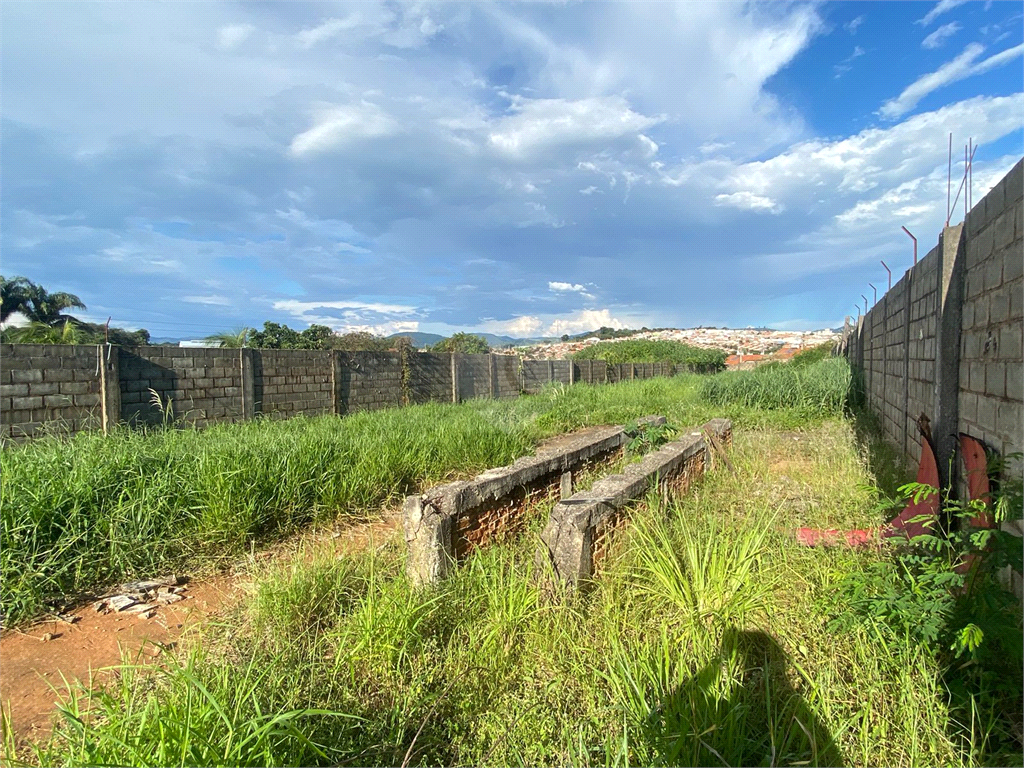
[[2, 0, 1022, 340]]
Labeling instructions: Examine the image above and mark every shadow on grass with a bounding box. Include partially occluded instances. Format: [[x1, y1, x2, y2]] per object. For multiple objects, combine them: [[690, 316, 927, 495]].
[[849, 407, 911, 501], [647, 628, 843, 767]]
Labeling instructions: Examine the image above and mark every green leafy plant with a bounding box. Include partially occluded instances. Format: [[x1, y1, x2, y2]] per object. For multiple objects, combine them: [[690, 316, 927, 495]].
[[622, 419, 676, 457]]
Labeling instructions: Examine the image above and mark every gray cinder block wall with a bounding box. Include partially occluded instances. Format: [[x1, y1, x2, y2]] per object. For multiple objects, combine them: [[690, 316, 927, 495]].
[[845, 158, 1023, 592], [1, 348, 683, 443]]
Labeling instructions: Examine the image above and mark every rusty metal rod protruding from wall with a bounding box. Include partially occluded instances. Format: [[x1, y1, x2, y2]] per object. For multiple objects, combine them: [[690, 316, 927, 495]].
[[869, 283, 877, 304], [855, 304, 861, 319], [947, 132, 952, 225], [964, 143, 968, 221], [949, 144, 977, 223], [881, 260, 892, 291], [861, 294, 869, 314], [901, 226, 917, 265]]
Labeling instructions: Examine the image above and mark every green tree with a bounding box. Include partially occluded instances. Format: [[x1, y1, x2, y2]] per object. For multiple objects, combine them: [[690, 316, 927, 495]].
[[19, 279, 87, 325], [1, 276, 32, 323], [329, 332, 392, 352], [248, 322, 303, 349], [299, 324, 334, 349], [2, 320, 97, 345], [430, 332, 490, 354]]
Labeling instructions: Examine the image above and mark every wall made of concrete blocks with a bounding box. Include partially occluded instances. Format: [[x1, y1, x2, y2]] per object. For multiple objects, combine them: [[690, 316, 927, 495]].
[[538, 418, 732, 587], [336, 351, 403, 413], [405, 353, 452, 404], [844, 158, 1022, 597], [403, 415, 668, 586], [256, 349, 333, 418], [3, 342, 684, 442], [120, 347, 244, 428], [0, 343, 103, 441]]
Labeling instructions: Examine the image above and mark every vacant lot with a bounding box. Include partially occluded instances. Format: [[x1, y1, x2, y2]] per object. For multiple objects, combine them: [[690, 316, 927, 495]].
[[2, 359, 1021, 766]]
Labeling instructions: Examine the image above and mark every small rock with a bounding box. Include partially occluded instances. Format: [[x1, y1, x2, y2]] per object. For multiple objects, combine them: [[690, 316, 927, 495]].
[[107, 595, 138, 612], [123, 602, 158, 614], [40, 632, 53, 642], [93, 600, 108, 613], [155, 593, 184, 605]]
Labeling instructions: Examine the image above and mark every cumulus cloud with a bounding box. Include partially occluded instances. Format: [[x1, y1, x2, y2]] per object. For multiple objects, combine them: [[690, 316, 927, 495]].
[[714, 191, 783, 214], [272, 298, 421, 335], [921, 21, 961, 49], [487, 96, 664, 157], [880, 43, 1024, 118], [548, 281, 587, 293], [545, 309, 626, 336]]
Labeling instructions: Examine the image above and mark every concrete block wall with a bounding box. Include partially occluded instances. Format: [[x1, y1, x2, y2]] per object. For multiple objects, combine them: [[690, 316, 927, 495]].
[[0, 343, 103, 440], [3, 345, 683, 442], [336, 351, 403, 413], [495, 355, 520, 399], [456, 354, 492, 402], [257, 349, 333, 418], [120, 347, 244, 428], [845, 157, 1023, 593], [406, 353, 452, 404], [959, 160, 1023, 463]]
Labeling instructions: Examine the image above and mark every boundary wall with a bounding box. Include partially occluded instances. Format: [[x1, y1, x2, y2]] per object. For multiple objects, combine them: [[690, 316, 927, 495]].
[[2, 348, 689, 442], [844, 159, 1022, 592]]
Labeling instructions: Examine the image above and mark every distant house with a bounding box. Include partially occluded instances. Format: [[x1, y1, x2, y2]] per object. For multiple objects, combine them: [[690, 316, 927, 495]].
[[179, 340, 222, 348]]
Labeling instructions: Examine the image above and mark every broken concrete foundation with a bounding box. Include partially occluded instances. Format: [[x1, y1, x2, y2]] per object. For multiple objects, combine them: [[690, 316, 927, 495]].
[[537, 418, 732, 587], [403, 415, 666, 587]]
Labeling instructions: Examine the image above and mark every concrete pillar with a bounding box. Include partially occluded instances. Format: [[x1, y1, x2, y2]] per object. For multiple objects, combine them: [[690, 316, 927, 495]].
[[329, 350, 343, 416], [99, 344, 121, 434], [548, 359, 554, 384], [451, 353, 459, 403], [488, 354, 497, 398], [569, 359, 576, 385], [241, 348, 256, 420], [934, 223, 965, 493]]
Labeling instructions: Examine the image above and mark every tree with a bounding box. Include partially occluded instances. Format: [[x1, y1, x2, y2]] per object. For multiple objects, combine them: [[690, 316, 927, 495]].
[[2, 320, 96, 345], [248, 322, 303, 349], [1, 276, 32, 323], [329, 332, 392, 352], [18, 279, 87, 325], [300, 324, 333, 349], [430, 332, 490, 354], [204, 328, 253, 348]]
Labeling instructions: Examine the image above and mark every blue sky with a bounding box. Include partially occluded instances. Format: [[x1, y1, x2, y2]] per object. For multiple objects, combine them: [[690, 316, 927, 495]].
[[2, 0, 1022, 339]]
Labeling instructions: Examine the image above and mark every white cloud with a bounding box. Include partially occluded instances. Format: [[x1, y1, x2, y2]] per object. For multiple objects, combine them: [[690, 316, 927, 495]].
[[272, 299, 421, 335], [182, 295, 232, 306], [488, 96, 664, 156], [548, 281, 588, 293], [880, 43, 1024, 118], [916, 0, 969, 26], [579, 186, 599, 195], [274, 299, 418, 316], [845, 15, 865, 34], [216, 24, 254, 51], [921, 21, 961, 49], [715, 191, 783, 214], [833, 45, 866, 78], [289, 104, 399, 155], [479, 315, 544, 337], [295, 16, 362, 48], [545, 309, 625, 336]]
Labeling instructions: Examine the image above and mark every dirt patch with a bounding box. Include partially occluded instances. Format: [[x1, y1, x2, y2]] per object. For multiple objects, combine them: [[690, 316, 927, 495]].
[[1, 576, 236, 747]]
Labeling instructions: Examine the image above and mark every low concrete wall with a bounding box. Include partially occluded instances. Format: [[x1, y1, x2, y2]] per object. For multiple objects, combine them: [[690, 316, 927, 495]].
[[403, 415, 667, 587], [537, 418, 733, 587]]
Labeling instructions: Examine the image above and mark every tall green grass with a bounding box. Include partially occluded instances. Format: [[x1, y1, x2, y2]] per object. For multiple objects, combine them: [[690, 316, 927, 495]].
[[20, 422, 1011, 767], [573, 339, 726, 371], [0, 405, 531, 624], [2, 366, 852, 626], [701, 357, 852, 415]]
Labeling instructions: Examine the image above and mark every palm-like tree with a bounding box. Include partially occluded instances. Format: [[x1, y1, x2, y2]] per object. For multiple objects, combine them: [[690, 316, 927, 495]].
[[3, 320, 96, 344], [1, 276, 86, 326], [21, 281, 87, 325], [203, 328, 253, 348], [1, 275, 32, 323]]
